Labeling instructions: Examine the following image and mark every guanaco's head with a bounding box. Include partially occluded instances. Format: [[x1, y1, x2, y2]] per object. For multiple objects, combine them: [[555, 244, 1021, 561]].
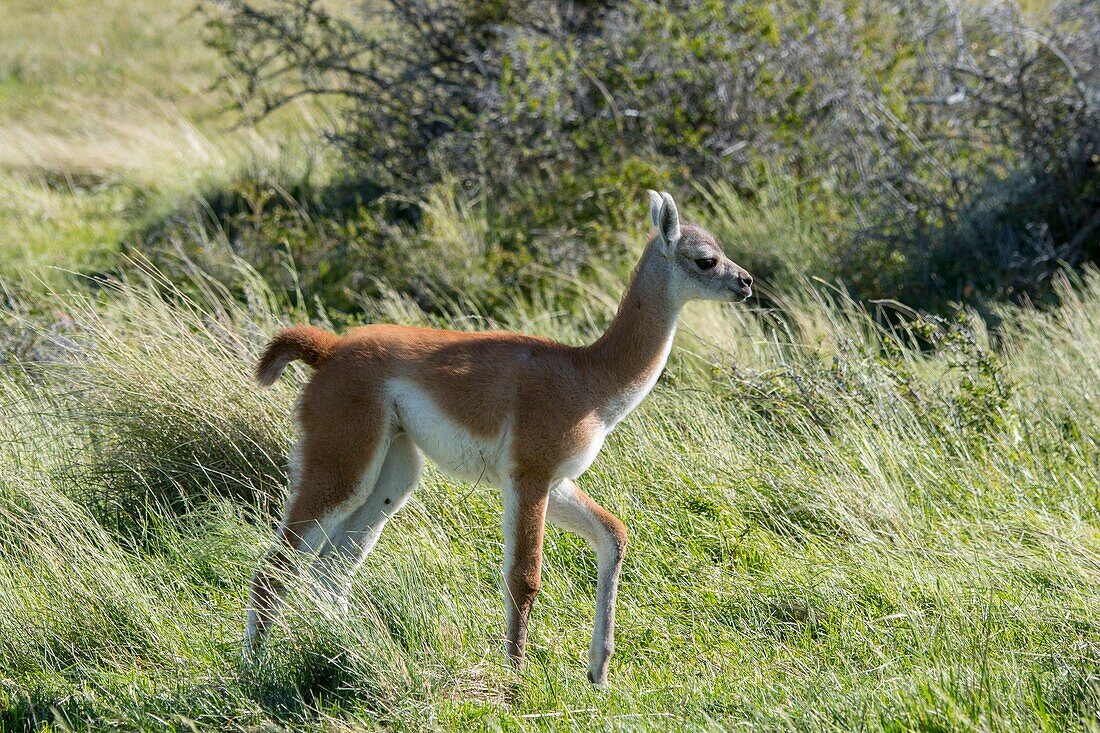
[[647, 190, 753, 303]]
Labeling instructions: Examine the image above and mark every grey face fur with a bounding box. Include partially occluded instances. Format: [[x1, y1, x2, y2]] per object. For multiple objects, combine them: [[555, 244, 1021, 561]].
[[647, 190, 753, 304]]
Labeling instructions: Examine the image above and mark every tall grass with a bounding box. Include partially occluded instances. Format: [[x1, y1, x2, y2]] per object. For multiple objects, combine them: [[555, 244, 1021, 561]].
[[3, 1, 1096, 729], [1, 253, 1098, 730]]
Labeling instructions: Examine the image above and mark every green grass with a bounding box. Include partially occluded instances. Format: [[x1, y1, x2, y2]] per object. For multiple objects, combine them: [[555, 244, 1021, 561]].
[[0, 0, 331, 282], [1, 259, 1098, 731], [1, 1, 1098, 730]]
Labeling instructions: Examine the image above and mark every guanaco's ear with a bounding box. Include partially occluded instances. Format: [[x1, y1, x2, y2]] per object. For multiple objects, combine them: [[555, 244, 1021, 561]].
[[651, 190, 681, 255], [648, 190, 664, 230]]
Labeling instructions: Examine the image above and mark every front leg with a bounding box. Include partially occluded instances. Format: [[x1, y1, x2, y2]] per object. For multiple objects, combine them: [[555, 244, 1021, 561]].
[[546, 479, 628, 686], [501, 479, 549, 670]]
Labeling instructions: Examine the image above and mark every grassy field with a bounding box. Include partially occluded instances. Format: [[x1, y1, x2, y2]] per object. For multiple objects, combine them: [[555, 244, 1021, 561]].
[[0, 0, 329, 281], [2, 1, 1099, 731]]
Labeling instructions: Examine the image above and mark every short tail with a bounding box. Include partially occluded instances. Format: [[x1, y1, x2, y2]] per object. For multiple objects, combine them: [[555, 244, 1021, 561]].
[[254, 325, 340, 386]]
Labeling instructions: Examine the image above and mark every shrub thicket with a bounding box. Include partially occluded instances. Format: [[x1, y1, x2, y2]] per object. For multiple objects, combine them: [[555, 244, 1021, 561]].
[[198, 0, 1098, 311]]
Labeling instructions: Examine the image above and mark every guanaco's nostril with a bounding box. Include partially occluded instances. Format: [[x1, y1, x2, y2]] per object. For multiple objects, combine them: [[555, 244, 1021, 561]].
[[739, 272, 753, 287]]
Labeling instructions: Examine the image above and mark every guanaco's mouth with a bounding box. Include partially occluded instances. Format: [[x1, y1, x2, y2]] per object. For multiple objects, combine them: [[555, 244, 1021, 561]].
[[729, 287, 752, 302]]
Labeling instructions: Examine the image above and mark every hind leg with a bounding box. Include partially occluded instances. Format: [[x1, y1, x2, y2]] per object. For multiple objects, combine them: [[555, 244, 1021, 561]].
[[311, 433, 424, 610], [244, 394, 392, 657], [546, 479, 627, 685], [244, 490, 351, 657]]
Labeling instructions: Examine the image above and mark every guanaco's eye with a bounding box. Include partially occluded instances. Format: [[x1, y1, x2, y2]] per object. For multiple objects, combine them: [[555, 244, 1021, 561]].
[[695, 258, 717, 271]]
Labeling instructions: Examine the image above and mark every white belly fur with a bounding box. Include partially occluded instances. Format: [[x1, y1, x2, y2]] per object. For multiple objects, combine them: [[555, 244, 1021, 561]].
[[387, 378, 513, 487]]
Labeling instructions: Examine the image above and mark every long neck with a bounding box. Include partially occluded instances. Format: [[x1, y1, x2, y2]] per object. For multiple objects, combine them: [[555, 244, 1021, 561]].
[[586, 242, 682, 389]]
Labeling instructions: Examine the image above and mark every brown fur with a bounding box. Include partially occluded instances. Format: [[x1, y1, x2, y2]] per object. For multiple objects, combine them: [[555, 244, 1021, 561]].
[[255, 325, 340, 386], [504, 483, 549, 664], [276, 239, 681, 483]]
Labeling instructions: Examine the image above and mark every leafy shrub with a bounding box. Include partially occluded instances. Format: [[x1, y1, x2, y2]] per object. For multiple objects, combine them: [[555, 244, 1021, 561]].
[[839, 0, 1100, 305], [201, 0, 1097, 310]]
